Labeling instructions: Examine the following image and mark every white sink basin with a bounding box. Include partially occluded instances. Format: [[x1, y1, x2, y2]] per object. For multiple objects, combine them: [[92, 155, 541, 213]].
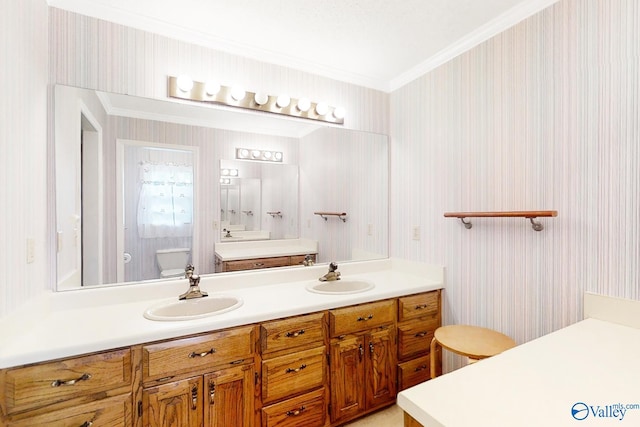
[[306, 280, 375, 295], [144, 295, 243, 321]]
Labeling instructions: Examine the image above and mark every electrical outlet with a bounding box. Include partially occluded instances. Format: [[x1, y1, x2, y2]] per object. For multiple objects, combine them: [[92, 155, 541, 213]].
[[412, 226, 420, 241], [27, 238, 35, 263]]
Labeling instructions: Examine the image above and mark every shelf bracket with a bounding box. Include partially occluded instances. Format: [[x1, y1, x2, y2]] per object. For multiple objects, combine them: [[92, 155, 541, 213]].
[[528, 217, 544, 231], [460, 218, 473, 229]]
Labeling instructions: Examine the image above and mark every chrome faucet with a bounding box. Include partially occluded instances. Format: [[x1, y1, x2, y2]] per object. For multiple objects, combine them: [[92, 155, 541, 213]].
[[319, 262, 341, 281], [179, 264, 208, 300], [223, 228, 232, 238], [303, 254, 315, 266]]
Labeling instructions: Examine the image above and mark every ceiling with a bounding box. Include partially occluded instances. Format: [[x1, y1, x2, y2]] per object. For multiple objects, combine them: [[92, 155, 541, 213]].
[[48, 0, 558, 92]]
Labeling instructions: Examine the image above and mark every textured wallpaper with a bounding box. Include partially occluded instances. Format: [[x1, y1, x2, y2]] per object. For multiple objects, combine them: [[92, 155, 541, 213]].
[[390, 0, 640, 371]]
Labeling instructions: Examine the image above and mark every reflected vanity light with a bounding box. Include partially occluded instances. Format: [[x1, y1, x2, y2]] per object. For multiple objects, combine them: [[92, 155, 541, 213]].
[[236, 147, 283, 163], [168, 76, 344, 124], [220, 168, 238, 177], [219, 178, 232, 185]]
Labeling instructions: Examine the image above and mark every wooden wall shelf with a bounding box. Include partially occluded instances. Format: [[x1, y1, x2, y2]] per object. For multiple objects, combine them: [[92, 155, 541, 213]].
[[314, 212, 348, 222], [444, 210, 557, 231]]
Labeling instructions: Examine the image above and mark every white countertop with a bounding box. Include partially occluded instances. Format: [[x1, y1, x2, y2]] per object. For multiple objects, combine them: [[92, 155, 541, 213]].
[[398, 314, 640, 426], [214, 238, 318, 261], [0, 258, 443, 369]]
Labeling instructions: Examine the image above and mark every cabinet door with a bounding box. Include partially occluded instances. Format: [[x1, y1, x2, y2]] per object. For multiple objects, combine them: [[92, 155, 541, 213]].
[[204, 364, 255, 427], [365, 328, 397, 409], [329, 336, 365, 424], [143, 377, 203, 427]]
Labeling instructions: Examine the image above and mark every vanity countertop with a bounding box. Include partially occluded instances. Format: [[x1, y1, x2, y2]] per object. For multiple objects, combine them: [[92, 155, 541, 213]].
[[398, 294, 640, 426], [214, 238, 318, 260], [0, 258, 443, 369]]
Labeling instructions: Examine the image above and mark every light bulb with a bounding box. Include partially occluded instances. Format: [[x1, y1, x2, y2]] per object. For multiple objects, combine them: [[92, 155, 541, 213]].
[[263, 151, 272, 159], [176, 75, 194, 92], [315, 102, 329, 116], [205, 81, 220, 96], [252, 150, 261, 159], [254, 92, 269, 105], [230, 86, 246, 101], [238, 148, 249, 158], [297, 98, 311, 112], [229, 169, 238, 176], [274, 152, 283, 161], [221, 169, 230, 176], [333, 106, 346, 119], [276, 94, 291, 108]]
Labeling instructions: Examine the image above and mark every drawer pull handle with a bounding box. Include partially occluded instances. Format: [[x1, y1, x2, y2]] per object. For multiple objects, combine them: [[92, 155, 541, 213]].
[[285, 329, 305, 338], [286, 364, 307, 373], [369, 342, 375, 354], [253, 262, 265, 267], [286, 406, 306, 416], [209, 382, 216, 404], [359, 344, 364, 360], [191, 384, 198, 410], [357, 314, 374, 321], [415, 364, 427, 372], [415, 331, 428, 338], [80, 422, 93, 427], [51, 373, 91, 387], [415, 304, 428, 310], [189, 348, 215, 358]]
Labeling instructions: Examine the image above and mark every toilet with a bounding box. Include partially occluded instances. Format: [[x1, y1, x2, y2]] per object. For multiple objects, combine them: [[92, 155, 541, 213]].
[[156, 248, 191, 278]]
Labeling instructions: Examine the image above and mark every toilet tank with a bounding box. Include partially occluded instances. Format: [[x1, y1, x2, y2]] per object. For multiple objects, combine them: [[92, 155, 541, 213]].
[[156, 247, 191, 271]]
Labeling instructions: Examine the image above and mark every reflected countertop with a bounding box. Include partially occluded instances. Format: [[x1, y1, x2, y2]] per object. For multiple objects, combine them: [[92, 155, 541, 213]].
[[214, 238, 319, 260], [0, 258, 443, 369]]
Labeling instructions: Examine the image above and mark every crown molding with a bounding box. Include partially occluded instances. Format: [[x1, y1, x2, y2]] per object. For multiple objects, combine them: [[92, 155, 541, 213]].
[[388, 0, 561, 91], [49, 0, 560, 94]]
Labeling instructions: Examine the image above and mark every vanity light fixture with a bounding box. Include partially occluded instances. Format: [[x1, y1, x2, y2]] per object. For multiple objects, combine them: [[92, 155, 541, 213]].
[[230, 86, 246, 101], [236, 147, 283, 163], [254, 92, 269, 105], [205, 81, 221, 96], [177, 75, 194, 92], [315, 102, 329, 116], [297, 98, 311, 112], [276, 94, 291, 108], [220, 178, 232, 185], [333, 106, 346, 120], [168, 76, 344, 124]]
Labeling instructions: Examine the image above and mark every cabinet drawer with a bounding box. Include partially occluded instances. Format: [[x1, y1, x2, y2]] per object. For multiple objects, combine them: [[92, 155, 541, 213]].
[[398, 356, 431, 391], [262, 346, 326, 404], [329, 299, 396, 337], [261, 312, 325, 355], [143, 325, 255, 382], [6, 392, 132, 427], [398, 290, 440, 322], [225, 257, 290, 272], [2, 348, 132, 415], [261, 387, 327, 427], [398, 319, 439, 360]]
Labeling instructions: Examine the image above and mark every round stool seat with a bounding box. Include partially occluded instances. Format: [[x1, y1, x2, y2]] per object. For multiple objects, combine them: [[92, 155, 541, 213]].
[[430, 325, 516, 378]]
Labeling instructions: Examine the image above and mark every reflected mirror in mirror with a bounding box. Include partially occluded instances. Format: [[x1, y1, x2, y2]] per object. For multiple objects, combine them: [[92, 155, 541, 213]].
[[54, 85, 388, 291], [219, 160, 298, 242]]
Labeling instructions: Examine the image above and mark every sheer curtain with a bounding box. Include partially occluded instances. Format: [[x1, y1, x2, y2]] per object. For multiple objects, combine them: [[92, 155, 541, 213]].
[[137, 161, 193, 238]]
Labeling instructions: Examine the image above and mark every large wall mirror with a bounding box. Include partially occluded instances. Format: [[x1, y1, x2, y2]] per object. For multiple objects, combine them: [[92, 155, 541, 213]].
[[54, 85, 389, 291]]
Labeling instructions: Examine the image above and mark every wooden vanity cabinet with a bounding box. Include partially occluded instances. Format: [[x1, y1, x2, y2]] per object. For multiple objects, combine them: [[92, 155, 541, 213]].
[[215, 254, 316, 273], [259, 312, 329, 427], [328, 299, 397, 425], [397, 290, 442, 390], [0, 347, 139, 427], [140, 325, 258, 427]]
